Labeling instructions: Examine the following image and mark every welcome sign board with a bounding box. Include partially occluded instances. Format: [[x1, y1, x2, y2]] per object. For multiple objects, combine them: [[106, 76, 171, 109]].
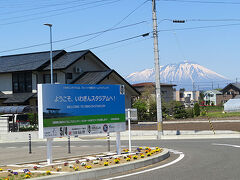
[[38, 84, 126, 138]]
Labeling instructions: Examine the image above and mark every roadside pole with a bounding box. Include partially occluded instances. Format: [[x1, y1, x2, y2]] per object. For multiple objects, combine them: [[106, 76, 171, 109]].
[[152, 0, 163, 139], [107, 132, 110, 152], [47, 138, 53, 164], [68, 136, 71, 153], [29, 134, 32, 154], [44, 23, 54, 165], [127, 109, 132, 152], [116, 132, 121, 155]]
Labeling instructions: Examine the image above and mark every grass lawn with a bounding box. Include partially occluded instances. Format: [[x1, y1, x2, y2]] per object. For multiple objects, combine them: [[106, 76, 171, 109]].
[[200, 106, 223, 112], [206, 111, 240, 118]]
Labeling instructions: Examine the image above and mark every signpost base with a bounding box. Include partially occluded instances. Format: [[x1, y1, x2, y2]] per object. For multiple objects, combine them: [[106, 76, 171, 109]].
[[47, 138, 53, 165], [116, 132, 121, 155]]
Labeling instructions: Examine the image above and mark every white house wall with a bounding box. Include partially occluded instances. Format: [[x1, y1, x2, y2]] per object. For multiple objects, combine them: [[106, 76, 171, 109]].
[[100, 74, 135, 108], [0, 73, 12, 94], [65, 54, 109, 84]]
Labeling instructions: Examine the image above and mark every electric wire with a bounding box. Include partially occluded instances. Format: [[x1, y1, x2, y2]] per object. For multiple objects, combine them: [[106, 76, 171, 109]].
[[0, 21, 148, 54], [89, 33, 150, 50], [0, 0, 120, 26], [65, 0, 149, 49], [0, 0, 115, 22], [158, 0, 240, 5], [0, 0, 89, 16], [158, 23, 240, 32], [1, 33, 150, 69]]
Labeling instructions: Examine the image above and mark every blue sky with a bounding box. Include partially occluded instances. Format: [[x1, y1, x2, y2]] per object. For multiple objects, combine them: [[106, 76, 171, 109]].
[[1, 0, 240, 82]]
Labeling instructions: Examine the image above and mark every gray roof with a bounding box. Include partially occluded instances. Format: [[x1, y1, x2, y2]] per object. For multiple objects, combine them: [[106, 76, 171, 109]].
[[232, 83, 240, 89], [44, 50, 88, 70], [204, 90, 222, 94], [0, 50, 64, 73], [72, 70, 140, 96], [73, 70, 112, 84], [0, 91, 6, 98], [2, 93, 35, 104]]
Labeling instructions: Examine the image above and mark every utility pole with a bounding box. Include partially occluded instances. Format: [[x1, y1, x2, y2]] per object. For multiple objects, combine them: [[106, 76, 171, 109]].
[[152, 0, 163, 139], [192, 81, 195, 101]]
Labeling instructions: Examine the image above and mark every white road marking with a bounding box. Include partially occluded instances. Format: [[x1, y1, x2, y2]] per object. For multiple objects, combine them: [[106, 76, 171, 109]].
[[100, 149, 185, 180], [212, 143, 240, 148], [7, 147, 17, 149]]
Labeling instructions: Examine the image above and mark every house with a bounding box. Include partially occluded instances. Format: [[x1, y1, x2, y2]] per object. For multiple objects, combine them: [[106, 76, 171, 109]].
[[0, 50, 140, 108], [220, 83, 240, 103], [175, 89, 200, 107], [203, 90, 222, 105], [132, 82, 176, 102]]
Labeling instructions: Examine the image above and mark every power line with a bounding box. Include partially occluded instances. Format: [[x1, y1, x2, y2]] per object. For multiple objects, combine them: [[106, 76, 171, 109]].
[[1, 32, 150, 69], [0, 21, 148, 54], [0, 0, 88, 16], [186, 19, 240, 22], [89, 33, 150, 50], [0, 0, 120, 26], [65, 0, 149, 49], [158, 0, 240, 5], [95, 36, 152, 54], [158, 23, 240, 32], [0, 0, 114, 22]]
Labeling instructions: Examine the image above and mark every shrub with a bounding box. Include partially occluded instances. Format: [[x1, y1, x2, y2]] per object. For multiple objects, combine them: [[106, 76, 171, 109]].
[[201, 110, 207, 116], [132, 99, 148, 121], [27, 113, 38, 125], [186, 108, 194, 118], [149, 101, 157, 121], [194, 103, 200, 117], [19, 125, 38, 132]]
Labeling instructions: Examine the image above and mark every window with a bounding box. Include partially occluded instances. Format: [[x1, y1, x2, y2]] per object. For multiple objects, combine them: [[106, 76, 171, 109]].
[[161, 91, 167, 95], [66, 73, 72, 79], [12, 72, 32, 93], [43, 74, 57, 83], [180, 93, 184, 98]]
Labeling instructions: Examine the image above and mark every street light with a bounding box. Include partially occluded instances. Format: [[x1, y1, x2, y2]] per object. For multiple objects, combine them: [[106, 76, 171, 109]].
[[44, 23, 53, 84], [43, 23, 53, 165]]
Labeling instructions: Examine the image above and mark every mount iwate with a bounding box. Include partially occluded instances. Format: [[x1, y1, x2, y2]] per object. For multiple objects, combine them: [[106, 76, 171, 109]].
[[126, 61, 229, 90]]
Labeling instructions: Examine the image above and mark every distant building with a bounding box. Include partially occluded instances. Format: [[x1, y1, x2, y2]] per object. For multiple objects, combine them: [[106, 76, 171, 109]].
[[132, 82, 176, 102], [203, 90, 222, 105], [175, 89, 200, 107], [220, 83, 240, 103]]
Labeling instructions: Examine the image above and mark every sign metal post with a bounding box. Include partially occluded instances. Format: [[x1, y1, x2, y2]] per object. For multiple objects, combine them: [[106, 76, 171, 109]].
[[116, 131, 121, 155], [127, 109, 132, 152]]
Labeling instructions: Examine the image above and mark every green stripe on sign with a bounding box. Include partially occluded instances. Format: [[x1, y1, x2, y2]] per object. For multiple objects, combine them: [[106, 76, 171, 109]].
[[43, 114, 125, 127]]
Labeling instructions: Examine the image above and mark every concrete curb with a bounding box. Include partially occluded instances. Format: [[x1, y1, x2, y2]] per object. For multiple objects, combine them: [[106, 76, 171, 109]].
[[32, 149, 170, 180]]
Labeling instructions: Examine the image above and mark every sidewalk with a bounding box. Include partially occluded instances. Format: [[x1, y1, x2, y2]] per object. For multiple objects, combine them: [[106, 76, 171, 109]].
[[1, 130, 240, 143]]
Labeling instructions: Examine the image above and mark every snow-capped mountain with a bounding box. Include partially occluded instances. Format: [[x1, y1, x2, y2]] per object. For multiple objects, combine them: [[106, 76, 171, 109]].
[[126, 61, 229, 89]]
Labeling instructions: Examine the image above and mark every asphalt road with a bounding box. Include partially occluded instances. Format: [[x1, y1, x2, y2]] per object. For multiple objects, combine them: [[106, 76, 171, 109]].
[[1, 138, 240, 180]]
